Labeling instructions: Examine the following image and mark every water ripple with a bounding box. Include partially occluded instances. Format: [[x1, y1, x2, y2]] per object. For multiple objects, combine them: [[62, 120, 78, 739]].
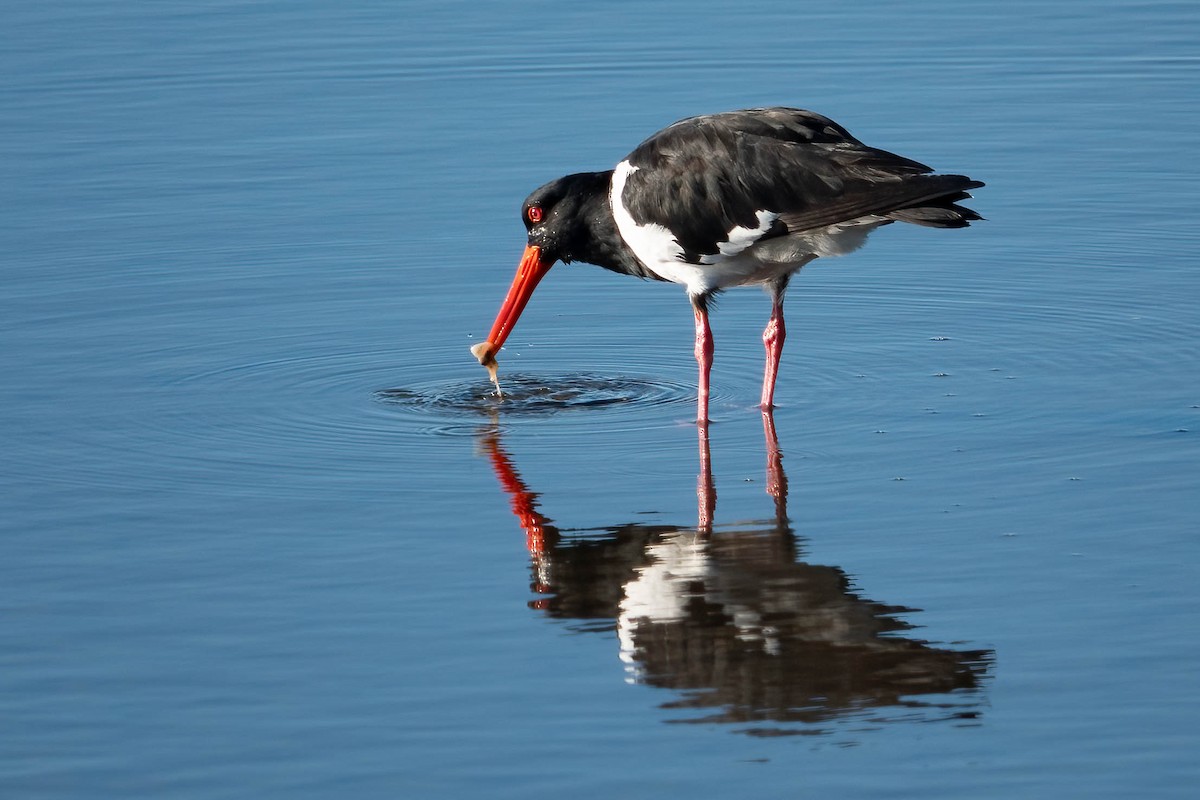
[[376, 371, 693, 418], [7, 344, 707, 498]]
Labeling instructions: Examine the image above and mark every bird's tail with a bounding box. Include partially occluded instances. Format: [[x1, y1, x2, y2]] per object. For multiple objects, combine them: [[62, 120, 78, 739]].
[[886, 177, 984, 228]]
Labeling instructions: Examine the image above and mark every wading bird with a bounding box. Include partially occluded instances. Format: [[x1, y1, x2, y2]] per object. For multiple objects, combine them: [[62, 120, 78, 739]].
[[471, 107, 983, 423]]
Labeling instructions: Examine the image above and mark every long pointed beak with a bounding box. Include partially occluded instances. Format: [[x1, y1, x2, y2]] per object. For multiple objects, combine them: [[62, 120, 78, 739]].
[[472, 244, 552, 366]]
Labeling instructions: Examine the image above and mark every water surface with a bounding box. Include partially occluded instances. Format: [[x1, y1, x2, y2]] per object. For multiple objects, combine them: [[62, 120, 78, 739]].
[[3, 1, 1199, 797]]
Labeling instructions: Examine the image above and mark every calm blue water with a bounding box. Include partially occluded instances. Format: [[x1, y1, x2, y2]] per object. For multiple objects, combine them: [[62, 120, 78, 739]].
[[4, 1, 1199, 797]]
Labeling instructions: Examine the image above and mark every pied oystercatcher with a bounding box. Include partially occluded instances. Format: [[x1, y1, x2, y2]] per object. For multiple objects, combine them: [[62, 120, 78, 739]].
[[471, 107, 983, 423]]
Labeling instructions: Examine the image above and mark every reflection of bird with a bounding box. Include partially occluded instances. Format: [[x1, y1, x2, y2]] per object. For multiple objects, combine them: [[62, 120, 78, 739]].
[[472, 107, 983, 423], [478, 415, 992, 736]]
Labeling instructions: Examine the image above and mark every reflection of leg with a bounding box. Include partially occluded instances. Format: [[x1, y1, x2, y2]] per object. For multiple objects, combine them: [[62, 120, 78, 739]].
[[762, 408, 788, 523], [692, 293, 714, 424], [760, 278, 788, 410], [697, 421, 715, 532]]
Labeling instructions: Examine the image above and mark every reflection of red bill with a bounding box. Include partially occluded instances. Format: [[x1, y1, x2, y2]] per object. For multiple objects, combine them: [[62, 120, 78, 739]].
[[479, 431, 547, 558]]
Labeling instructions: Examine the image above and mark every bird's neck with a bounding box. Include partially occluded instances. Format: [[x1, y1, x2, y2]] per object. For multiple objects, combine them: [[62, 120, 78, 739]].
[[564, 170, 650, 278]]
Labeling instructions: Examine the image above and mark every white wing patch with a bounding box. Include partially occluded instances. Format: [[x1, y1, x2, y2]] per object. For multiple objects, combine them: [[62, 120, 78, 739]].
[[703, 209, 779, 263]]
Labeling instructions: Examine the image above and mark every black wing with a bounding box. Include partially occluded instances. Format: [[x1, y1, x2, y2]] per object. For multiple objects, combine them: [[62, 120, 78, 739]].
[[620, 107, 983, 262]]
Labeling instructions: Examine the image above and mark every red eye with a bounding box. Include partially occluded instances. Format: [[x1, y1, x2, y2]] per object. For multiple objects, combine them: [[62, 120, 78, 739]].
[[527, 205, 543, 223]]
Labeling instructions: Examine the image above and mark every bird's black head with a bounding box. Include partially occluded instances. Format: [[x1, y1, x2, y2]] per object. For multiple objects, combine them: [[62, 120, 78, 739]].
[[520, 171, 610, 265], [471, 171, 612, 370]]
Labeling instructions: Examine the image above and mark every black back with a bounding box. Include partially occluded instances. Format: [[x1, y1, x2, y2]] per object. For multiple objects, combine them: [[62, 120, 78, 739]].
[[620, 107, 982, 263]]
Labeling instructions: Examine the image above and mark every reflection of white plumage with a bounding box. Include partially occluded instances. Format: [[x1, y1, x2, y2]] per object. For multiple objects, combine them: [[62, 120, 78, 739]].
[[618, 532, 784, 682], [617, 533, 712, 681]]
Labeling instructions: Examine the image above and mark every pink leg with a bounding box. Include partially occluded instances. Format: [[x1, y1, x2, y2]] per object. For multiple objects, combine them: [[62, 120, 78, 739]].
[[693, 302, 714, 425], [760, 292, 786, 410]]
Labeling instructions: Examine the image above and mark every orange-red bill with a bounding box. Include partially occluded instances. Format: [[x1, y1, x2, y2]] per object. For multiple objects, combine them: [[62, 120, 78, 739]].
[[472, 244, 551, 365]]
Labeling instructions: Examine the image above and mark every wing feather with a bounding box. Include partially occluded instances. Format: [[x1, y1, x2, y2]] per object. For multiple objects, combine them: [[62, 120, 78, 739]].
[[620, 108, 982, 261]]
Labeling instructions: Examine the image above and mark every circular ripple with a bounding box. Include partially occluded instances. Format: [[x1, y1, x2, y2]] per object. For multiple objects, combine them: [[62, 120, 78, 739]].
[[37, 342, 707, 500], [375, 371, 693, 418]]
